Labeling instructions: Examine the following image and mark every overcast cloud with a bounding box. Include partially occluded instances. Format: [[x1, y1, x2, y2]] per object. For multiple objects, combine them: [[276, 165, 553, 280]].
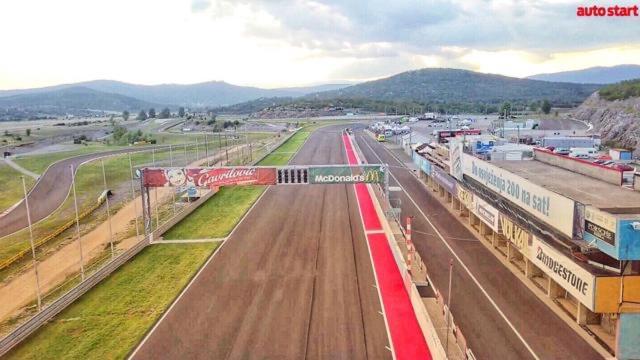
[[0, 0, 639, 89]]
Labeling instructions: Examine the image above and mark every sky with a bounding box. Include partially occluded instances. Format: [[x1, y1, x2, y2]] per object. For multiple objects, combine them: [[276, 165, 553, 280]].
[[1, 0, 639, 90]]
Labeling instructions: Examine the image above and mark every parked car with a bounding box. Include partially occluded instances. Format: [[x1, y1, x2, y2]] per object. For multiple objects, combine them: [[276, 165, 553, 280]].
[[613, 164, 634, 171]]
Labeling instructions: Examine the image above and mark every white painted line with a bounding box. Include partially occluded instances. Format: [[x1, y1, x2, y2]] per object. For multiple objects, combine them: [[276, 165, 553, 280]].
[[359, 135, 541, 360], [151, 238, 226, 244], [128, 186, 270, 359], [365, 230, 386, 235]]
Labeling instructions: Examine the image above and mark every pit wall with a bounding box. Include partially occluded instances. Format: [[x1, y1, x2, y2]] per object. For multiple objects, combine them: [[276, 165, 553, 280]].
[[533, 148, 622, 185]]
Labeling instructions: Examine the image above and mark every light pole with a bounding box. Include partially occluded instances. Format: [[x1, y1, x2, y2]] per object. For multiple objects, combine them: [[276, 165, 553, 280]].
[[446, 258, 453, 355]]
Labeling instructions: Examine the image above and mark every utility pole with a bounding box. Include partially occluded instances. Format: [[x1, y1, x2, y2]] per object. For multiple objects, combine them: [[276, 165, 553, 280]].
[[70, 165, 85, 280], [101, 159, 114, 259], [446, 258, 453, 355], [22, 176, 41, 311]]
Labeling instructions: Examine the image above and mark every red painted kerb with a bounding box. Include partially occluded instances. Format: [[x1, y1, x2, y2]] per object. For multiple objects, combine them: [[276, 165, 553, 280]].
[[343, 133, 432, 360]]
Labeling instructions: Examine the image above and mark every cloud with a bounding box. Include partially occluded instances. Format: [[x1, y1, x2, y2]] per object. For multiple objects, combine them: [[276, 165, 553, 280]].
[[194, 0, 640, 54]]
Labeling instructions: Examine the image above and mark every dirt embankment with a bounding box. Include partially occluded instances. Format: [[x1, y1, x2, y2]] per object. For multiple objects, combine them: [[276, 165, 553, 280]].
[[573, 92, 640, 156]]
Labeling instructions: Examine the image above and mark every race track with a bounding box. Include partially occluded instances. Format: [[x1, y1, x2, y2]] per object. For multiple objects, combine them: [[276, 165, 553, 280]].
[[131, 126, 391, 359], [0, 146, 170, 238]]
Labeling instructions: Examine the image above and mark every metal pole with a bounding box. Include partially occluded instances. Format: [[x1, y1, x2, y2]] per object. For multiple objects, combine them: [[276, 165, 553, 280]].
[[169, 145, 176, 215], [128, 153, 140, 241], [70, 165, 85, 280], [195, 137, 199, 163], [22, 176, 41, 311], [101, 159, 115, 259], [183, 143, 188, 166], [151, 149, 159, 229], [446, 258, 453, 354], [225, 134, 229, 163], [205, 133, 209, 166]]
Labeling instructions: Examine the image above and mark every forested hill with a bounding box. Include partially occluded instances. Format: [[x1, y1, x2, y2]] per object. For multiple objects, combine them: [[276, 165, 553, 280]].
[[308, 68, 600, 106]]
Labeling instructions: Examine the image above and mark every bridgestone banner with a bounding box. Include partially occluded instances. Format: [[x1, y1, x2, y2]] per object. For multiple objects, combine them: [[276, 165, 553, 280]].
[[309, 165, 386, 184], [143, 167, 277, 188], [530, 237, 596, 310]]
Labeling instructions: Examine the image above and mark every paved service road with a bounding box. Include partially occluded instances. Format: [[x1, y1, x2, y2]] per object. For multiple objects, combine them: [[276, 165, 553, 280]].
[[355, 130, 603, 360], [131, 126, 391, 359], [0, 146, 172, 238]]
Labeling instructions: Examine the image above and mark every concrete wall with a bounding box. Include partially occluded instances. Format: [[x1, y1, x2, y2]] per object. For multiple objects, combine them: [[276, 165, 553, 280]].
[[534, 149, 622, 185]]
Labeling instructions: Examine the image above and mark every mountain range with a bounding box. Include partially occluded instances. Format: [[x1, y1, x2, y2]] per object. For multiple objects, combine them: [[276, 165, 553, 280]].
[[528, 64, 640, 84], [4, 66, 638, 118], [0, 80, 349, 108]]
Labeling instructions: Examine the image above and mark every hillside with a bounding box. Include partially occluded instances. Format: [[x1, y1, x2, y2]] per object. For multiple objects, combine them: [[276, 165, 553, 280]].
[[0, 86, 158, 119], [598, 79, 640, 101], [572, 89, 639, 156], [309, 68, 600, 106], [0, 80, 350, 108], [528, 65, 640, 84]]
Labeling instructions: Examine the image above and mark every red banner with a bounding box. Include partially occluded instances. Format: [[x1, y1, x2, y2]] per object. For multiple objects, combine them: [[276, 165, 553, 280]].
[[143, 167, 277, 188]]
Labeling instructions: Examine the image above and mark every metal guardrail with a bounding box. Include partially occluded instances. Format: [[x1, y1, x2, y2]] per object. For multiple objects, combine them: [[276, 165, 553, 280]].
[[0, 186, 217, 357], [0, 132, 296, 356], [0, 235, 148, 356], [0, 196, 106, 271]]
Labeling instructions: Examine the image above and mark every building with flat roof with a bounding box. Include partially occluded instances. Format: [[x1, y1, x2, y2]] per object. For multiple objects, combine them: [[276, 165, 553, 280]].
[[492, 160, 640, 209]]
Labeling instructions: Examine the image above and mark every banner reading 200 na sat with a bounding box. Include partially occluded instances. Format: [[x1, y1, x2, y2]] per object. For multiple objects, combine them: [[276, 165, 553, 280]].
[[309, 165, 386, 184]]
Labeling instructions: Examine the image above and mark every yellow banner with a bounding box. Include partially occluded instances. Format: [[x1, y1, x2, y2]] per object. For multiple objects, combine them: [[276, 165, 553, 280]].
[[500, 215, 530, 256]]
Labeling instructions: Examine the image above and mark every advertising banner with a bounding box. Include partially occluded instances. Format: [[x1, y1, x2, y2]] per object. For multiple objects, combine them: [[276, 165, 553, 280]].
[[462, 154, 575, 238], [309, 165, 386, 184], [457, 186, 474, 209], [432, 166, 457, 194], [530, 237, 596, 310], [584, 206, 616, 246], [143, 167, 277, 188], [475, 196, 501, 234], [499, 215, 528, 255], [449, 137, 464, 180]]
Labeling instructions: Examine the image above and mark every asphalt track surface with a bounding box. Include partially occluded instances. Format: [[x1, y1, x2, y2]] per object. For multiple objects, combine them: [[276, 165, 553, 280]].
[[0, 146, 170, 238], [355, 130, 603, 360], [131, 126, 391, 359]]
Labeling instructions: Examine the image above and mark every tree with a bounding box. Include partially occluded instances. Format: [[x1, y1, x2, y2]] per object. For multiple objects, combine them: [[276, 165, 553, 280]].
[[122, 110, 130, 121], [178, 107, 185, 118], [25, 128, 31, 137], [158, 107, 171, 119], [500, 102, 512, 117], [541, 99, 552, 114], [148, 108, 156, 118], [136, 110, 147, 121]]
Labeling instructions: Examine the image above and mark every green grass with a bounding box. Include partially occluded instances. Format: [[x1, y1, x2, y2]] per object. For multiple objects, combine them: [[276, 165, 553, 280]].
[[163, 186, 264, 240], [0, 164, 34, 213], [14, 144, 116, 174], [5, 243, 218, 360], [259, 130, 312, 166], [4, 125, 322, 358], [599, 79, 640, 101]]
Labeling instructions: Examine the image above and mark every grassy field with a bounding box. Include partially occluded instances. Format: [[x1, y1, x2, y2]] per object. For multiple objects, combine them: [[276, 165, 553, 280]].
[[14, 144, 117, 174], [163, 186, 264, 240], [4, 124, 328, 358], [0, 163, 35, 213], [5, 243, 218, 360]]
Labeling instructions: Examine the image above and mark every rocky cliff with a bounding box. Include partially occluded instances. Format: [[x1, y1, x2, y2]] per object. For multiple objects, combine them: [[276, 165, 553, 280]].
[[573, 92, 640, 156]]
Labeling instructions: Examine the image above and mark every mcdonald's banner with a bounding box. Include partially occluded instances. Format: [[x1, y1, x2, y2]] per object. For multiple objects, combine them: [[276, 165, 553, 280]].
[[309, 165, 386, 184], [143, 167, 277, 188]]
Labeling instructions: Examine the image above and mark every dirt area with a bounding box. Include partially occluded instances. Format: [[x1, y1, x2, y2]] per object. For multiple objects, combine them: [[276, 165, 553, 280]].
[[0, 145, 251, 324]]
